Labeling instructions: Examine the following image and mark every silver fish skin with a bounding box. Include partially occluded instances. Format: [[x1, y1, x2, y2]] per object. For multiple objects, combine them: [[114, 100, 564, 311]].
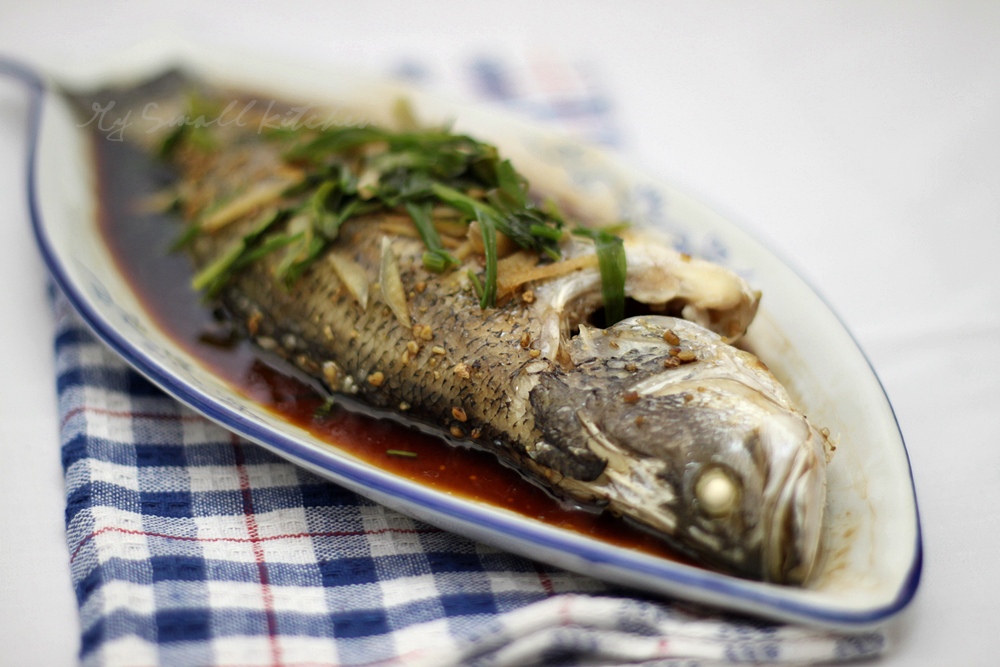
[[160, 107, 826, 584]]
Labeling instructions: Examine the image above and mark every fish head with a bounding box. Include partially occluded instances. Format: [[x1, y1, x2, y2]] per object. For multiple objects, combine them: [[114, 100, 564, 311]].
[[527, 315, 826, 584]]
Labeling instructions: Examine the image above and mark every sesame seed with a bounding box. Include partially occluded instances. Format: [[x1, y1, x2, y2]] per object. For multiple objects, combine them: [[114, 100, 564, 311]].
[[453, 363, 471, 379], [413, 323, 434, 341], [247, 312, 263, 336], [367, 371, 385, 387], [450, 425, 465, 438], [322, 361, 339, 385], [528, 349, 541, 358], [663, 329, 680, 345], [432, 346, 447, 355], [296, 354, 318, 374], [451, 407, 468, 422]]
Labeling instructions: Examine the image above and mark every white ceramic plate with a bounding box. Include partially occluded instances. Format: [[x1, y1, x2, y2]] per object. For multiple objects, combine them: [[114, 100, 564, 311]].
[[21, 43, 920, 630]]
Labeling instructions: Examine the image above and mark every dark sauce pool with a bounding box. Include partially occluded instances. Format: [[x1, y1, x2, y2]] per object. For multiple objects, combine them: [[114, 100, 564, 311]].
[[95, 136, 687, 563]]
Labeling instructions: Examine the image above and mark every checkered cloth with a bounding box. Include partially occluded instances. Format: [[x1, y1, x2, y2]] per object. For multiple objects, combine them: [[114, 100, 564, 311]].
[[53, 56, 888, 666]]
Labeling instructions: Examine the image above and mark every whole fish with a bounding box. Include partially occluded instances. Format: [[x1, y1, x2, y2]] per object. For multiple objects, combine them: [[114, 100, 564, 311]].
[[126, 84, 829, 584]]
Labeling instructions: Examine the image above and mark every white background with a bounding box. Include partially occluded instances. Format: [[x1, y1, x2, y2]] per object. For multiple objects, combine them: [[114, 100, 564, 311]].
[[1, 2, 998, 665]]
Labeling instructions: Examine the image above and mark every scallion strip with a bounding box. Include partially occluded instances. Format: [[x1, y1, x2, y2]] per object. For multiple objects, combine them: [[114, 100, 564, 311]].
[[285, 126, 387, 162], [574, 227, 627, 326], [189, 209, 289, 294], [386, 449, 418, 458], [169, 221, 202, 252], [429, 182, 499, 219], [430, 183, 504, 306], [405, 201, 458, 272], [422, 250, 449, 273], [467, 269, 485, 301], [495, 159, 526, 207], [528, 223, 563, 242], [476, 211, 498, 308], [191, 240, 245, 294], [281, 235, 329, 284], [234, 233, 303, 268]]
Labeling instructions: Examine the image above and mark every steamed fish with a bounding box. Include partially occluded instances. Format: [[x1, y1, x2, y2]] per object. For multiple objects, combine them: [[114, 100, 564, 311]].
[[110, 82, 829, 584]]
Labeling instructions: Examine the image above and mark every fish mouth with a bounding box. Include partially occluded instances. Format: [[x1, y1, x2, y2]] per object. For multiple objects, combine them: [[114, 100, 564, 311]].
[[763, 437, 826, 585]]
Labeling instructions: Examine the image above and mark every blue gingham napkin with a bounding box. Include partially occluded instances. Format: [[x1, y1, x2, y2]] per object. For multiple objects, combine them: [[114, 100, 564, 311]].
[[54, 55, 888, 666]]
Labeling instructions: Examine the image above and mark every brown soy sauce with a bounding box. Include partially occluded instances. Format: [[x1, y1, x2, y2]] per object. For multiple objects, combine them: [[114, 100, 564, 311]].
[[94, 135, 686, 563]]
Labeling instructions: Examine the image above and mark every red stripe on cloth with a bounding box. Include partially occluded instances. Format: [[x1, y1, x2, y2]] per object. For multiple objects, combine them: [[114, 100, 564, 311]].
[[558, 596, 574, 626], [232, 434, 282, 667], [350, 647, 436, 667], [60, 404, 208, 430], [533, 561, 556, 596], [68, 525, 441, 564]]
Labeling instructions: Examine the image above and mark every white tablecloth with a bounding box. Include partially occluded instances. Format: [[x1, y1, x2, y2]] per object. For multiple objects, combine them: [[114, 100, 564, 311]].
[[1, 2, 998, 665]]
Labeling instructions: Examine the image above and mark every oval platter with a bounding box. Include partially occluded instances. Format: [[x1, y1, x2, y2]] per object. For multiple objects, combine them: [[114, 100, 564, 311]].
[[19, 41, 921, 630]]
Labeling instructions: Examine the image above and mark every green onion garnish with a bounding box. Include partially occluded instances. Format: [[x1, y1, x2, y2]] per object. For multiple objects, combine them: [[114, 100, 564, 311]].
[[528, 223, 564, 242], [476, 212, 499, 308], [573, 227, 627, 326], [467, 270, 485, 301], [173, 95, 628, 317], [386, 449, 418, 458], [313, 398, 337, 420], [406, 201, 458, 273], [190, 209, 290, 295]]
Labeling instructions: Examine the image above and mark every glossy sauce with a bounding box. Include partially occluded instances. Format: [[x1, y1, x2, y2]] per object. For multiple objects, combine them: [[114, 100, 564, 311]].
[[95, 136, 687, 562]]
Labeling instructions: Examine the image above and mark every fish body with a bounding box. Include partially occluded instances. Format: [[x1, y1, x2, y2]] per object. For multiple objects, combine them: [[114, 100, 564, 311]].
[[148, 91, 828, 584]]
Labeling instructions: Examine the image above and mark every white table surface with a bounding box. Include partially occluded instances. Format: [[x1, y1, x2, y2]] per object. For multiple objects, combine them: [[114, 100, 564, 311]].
[[1, 2, 998, 665]]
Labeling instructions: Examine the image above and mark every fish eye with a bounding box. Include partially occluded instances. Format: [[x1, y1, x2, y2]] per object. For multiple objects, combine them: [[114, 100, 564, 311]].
[[695, 466, 741, 517]]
